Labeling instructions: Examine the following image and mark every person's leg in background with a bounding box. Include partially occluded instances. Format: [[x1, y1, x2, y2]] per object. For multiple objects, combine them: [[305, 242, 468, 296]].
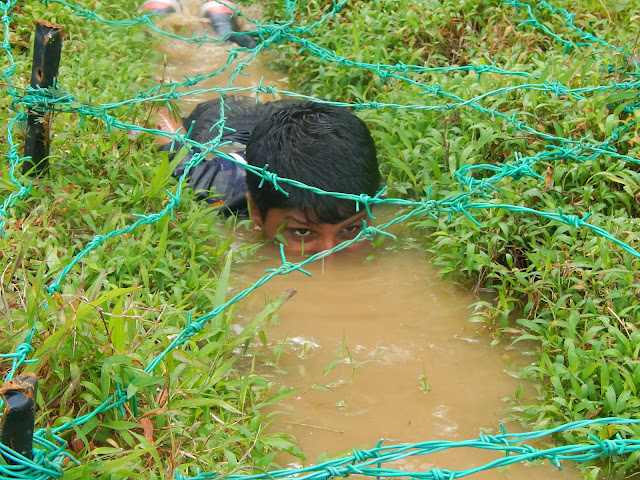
[[141, 0, 256, 47], [200, 1, 256, 48], [141, 0, 182, 14]]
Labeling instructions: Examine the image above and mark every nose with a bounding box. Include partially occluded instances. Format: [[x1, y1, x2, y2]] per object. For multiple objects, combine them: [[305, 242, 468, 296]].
[[314, 234, 338, 254]]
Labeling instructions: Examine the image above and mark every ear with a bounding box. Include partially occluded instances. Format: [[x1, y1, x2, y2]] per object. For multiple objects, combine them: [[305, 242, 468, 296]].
[[246, 194, 263, 231]]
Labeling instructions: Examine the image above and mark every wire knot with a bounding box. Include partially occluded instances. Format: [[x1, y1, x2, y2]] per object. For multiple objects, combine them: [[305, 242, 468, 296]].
[[181, 75, 202, 87], [557, 209, 582, 228], [185, 321, 203, 335], [259, 84, 276, 95], [393, 61, 408, 75], [589, 434, 627, 456], [549, 143, 579, 159], [475, 64, 494, 80], [429, 467, 452, 480], [377, 68, 390, 83], [267, 261, 312, 276], [562, 12, 576, 26], [351, 448, 378, 463], [355, 193, 376, 219], [14, 342, 35, 357], [478, 432, 503, 444], [325, 466, 347, 478], [362, 223, 397, 241], [87, 234, 106, 249], [256, 164, 289, 196], [165, 90, 182, 100], [166, 189, 181, 208], [547, 81, 569, 97], [82, 9, 100, 21], [368, 101, 381, 111], [511, 120, 526, 134]]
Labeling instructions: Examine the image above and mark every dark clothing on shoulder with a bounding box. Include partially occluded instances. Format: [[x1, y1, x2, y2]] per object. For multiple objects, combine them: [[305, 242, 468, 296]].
[[164, 95, 298, 215], [172, 149, 248, 215]]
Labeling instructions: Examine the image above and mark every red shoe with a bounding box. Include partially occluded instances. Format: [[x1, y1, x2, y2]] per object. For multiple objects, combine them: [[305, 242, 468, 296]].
[[141, 0, 181, 15], [201, 1, 236, 15]]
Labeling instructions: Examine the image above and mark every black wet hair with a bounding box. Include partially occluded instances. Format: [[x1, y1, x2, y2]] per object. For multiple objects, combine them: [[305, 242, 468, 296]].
[[245, 101, 380, 223]]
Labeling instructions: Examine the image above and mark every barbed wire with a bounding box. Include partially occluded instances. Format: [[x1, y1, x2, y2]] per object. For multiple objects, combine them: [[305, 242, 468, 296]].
[[1, 0, 640, 478]]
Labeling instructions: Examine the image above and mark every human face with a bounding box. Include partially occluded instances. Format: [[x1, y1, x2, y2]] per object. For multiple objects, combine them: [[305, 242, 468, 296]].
[[251, 204, 368, 255]]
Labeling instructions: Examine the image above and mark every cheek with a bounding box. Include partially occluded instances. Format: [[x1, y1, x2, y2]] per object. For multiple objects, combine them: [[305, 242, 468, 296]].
[[261, 224, 280, 240], [259, 216, 286, 240]]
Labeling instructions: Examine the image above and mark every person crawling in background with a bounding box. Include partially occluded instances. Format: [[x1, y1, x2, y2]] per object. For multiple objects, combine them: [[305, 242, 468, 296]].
[[141, 0, 257, 48], [153, 96, 381, 254]]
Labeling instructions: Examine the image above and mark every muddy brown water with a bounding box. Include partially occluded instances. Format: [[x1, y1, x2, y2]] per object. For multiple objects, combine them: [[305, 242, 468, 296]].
[[235, 239, 579, 479], [156, 8, 582, 479]]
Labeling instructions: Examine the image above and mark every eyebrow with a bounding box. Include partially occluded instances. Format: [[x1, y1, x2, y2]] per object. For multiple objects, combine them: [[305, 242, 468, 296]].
[[284, 212, 366, 227]]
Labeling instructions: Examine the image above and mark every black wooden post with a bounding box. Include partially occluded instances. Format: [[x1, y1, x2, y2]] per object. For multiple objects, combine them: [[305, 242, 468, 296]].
[[0, 373, 38, 464], [22, 19, 63, 177]]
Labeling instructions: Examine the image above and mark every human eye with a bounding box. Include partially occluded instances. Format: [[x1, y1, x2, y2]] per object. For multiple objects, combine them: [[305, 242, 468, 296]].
[[291, 228, 314, 237], [341, 225, 362, 236]]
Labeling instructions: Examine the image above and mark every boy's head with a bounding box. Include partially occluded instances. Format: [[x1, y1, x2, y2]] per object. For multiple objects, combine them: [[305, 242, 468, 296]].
[[245, 101, 380, 254]]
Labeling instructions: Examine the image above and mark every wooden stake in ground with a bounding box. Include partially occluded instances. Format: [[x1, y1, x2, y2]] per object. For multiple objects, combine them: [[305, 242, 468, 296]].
[[23, 19, 63, 177], [0, 373, 38, 464]]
